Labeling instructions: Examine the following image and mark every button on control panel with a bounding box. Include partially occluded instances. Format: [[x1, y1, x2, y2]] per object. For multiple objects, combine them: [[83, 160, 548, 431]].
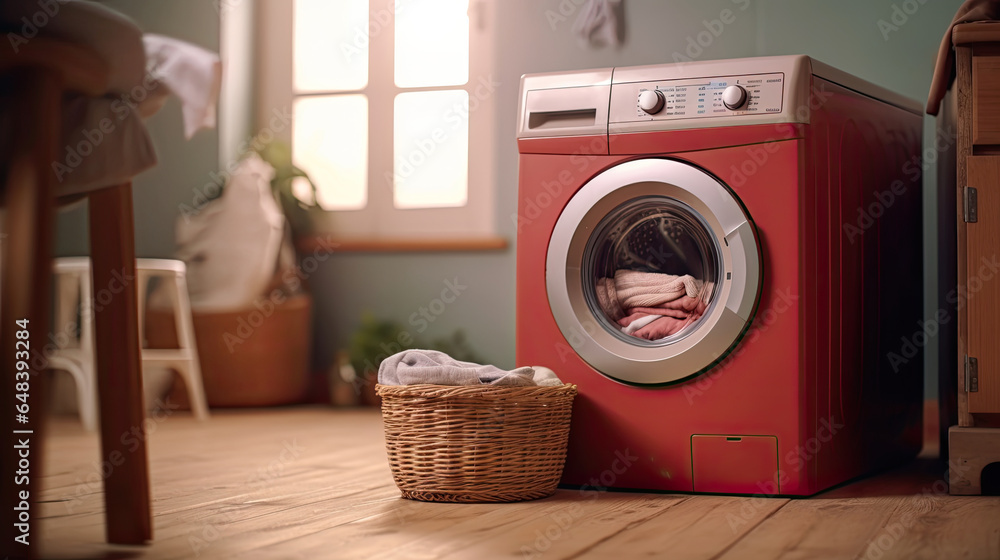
[[618, 73, 785, 122]]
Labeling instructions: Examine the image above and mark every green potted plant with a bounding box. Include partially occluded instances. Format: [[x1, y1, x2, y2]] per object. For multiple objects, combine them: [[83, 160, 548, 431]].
[[254, 139, 320, 238]]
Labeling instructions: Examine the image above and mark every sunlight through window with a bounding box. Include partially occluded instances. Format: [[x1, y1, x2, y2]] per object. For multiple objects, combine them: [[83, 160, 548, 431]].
[[293, 95, 368, 210], [393, 91, 469, 209], [394, 0, 469, 88], [293, 0, 369, 92], [289, 0, 482, 219]]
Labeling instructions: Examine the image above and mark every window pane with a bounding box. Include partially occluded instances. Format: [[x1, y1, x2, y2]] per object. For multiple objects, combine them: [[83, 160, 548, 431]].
[[394, 0, 469, 88], [293, 0, 368, 92], [392, 90, 468, 209], [294, 95, 368, 210]]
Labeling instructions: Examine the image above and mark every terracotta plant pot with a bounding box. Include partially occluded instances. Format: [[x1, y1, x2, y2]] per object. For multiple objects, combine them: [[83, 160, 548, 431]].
[[146, 293, 312, 407]]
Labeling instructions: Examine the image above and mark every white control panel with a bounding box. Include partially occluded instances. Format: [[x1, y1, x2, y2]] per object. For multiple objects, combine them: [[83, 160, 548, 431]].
[[611, 72, 785, 123]]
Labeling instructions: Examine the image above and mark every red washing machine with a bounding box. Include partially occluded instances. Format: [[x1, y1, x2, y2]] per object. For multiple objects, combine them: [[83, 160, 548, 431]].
[[515, 55, 924, 496]]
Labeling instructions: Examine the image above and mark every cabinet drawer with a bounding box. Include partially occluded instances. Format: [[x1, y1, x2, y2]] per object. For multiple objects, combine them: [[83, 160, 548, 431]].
[[973, 56, 1000, 145]]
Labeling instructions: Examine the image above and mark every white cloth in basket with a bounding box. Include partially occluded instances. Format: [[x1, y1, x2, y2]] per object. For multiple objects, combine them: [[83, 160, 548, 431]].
[[377, 350, 563, 387]]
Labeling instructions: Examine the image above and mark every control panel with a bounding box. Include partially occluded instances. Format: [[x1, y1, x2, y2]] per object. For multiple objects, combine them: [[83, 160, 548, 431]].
[[610, 72, 785, 123]]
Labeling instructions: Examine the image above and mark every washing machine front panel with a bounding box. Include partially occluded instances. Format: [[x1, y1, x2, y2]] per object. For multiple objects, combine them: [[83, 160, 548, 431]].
[[547, 158, 761, 385]]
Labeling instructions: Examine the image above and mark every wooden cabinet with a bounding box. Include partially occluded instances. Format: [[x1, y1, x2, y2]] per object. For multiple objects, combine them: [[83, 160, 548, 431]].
[[949, 23, 1000, 495], [972, 57, 1000, 145], [965, 156, 1000, 415]]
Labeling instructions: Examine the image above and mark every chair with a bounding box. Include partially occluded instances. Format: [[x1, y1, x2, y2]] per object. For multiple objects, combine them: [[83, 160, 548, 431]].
[[1, 17, 153, 555], [50, 257, 210, 432]]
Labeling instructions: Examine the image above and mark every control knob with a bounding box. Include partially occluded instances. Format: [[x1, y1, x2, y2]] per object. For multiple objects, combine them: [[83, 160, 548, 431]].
[[638, 89, 665, 114], [722, 85, 748, 110]]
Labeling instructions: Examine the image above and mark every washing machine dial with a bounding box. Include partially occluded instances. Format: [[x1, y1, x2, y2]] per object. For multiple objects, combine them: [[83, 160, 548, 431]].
[[722, 85, 748, 110], [638, 89, 666, 114]]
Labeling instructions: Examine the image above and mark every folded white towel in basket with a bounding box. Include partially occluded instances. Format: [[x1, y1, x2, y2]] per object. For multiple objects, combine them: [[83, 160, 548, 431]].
[[378, 350, 563, 387]]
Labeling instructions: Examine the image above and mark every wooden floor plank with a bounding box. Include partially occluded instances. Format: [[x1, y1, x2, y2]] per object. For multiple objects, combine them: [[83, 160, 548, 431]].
[[34, 407, 1000, 560], [39, 408, 394, 558], [267, 492, 689, 560], [859, 494, 1000, 560], [717, 496, 904, 560], [442, 494, 690, 560], [569, 494, 789, 560]]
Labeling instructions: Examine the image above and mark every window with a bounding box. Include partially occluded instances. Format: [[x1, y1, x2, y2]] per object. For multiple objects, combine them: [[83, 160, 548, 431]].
[[257, 0, 497, 240]]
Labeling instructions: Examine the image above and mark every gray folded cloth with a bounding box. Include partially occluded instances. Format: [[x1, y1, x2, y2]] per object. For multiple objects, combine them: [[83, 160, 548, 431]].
[[531, 366, 565, 387], [378, 350, 547, 387]]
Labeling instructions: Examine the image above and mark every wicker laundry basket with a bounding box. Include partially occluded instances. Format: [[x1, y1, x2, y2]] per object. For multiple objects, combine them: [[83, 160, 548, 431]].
[[376, 383, 578, 503]]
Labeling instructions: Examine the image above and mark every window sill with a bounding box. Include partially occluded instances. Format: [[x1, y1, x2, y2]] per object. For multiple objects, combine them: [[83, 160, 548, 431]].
[[296, 235, 509, 254]]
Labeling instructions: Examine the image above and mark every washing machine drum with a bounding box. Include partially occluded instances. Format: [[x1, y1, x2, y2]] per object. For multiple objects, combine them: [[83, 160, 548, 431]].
[[547, 158, 762, 385]]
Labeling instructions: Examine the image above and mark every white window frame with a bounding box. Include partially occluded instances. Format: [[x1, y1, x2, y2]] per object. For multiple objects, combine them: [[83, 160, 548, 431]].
[[256, 0, 497, 240]]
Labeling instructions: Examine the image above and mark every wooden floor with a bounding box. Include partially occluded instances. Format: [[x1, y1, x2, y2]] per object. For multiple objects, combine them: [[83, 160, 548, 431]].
[[36, 407, 1000, 559]]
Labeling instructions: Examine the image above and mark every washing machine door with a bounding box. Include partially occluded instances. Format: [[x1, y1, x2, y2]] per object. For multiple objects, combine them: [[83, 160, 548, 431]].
[[547, 158, 762, 385]]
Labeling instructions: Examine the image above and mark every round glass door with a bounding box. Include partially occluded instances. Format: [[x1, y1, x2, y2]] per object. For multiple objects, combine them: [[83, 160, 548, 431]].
[[585, 196, 720, 345], [547, 158, 762, 385]]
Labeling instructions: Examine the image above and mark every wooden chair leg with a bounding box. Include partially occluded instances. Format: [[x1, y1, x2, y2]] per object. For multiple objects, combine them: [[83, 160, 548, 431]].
[[1, 67, 59, 559], [88, 182, 153, 544]]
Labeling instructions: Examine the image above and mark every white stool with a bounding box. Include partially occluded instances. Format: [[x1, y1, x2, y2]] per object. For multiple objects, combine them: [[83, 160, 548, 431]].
[[49, 257, 210, 430]]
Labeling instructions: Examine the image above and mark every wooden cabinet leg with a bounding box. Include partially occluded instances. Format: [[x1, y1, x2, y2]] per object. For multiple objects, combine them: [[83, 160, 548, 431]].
[[949, 426, 1000, 495], [88, 182, 153, 544]]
